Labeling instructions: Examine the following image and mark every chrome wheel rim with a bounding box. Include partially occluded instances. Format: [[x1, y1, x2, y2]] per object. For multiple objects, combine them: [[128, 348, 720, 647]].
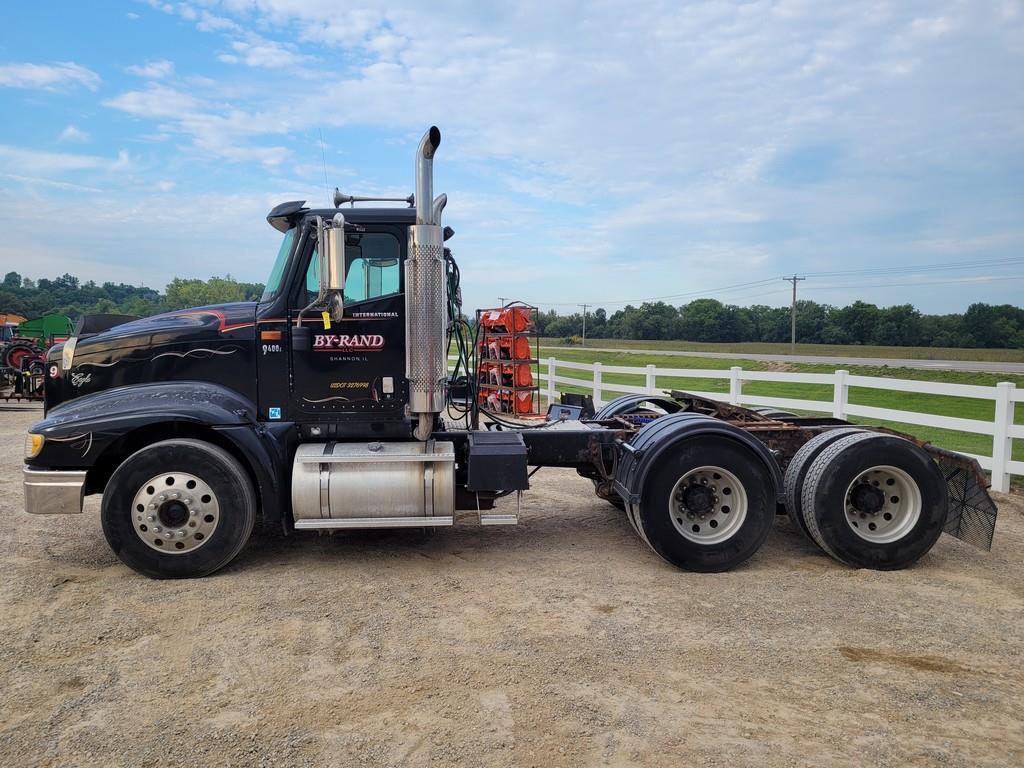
[[669, 466, 748, 544], [131, 472, 220, 554], [844, 465, 921, 544]]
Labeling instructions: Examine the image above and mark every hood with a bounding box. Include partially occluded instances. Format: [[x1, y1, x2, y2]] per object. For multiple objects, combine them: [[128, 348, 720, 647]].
[[86, 302, 258, 347], [48, 302, 259, 410]]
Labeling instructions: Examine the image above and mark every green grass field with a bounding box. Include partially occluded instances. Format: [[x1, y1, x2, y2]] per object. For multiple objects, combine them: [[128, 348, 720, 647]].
[[541, 337, 1024, 363], [535, 346, 1024, 469]]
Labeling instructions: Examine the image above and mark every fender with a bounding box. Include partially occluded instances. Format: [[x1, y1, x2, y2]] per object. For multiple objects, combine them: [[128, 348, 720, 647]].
[[592, 393, 684, 421], [613, 412, 784, 506], [27, 381, 288, 522]]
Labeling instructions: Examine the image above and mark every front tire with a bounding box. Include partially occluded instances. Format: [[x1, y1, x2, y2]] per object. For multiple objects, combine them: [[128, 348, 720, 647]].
[[632, 437, 774, 572], [101, 439, 256, 578]]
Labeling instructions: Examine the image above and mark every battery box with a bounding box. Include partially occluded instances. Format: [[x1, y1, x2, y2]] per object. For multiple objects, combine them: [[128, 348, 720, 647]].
[[466, 431, 530, 492]]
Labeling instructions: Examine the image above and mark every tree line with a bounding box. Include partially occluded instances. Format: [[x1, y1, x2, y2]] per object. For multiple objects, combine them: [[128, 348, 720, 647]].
[[535, 298, 1024, 349], [0, 271, 265, 321], [3, 271, 1022, 349]]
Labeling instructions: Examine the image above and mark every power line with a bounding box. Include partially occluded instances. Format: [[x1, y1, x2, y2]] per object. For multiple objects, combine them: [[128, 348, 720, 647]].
[[525, 276, 782, 307], [506, 257, 1024, 310], [806, 274, 1024, 291], [803, 256, 1024, 278]]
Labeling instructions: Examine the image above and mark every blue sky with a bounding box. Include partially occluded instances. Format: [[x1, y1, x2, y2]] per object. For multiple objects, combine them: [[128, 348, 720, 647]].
[[1, 0, 1022, 314]]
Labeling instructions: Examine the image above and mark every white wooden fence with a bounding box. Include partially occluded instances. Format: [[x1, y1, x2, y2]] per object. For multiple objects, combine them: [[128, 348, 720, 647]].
[[454, 355, 1022, 492]]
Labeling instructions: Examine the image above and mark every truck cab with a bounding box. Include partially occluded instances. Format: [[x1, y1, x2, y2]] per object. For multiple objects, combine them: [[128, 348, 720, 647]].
[[42, 206, 419, 441], [255, 205, 414, 440]]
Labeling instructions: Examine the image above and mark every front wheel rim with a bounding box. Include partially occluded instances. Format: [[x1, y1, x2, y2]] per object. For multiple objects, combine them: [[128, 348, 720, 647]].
[[669, 466, 748, 545], [131, 472, 220, 554], [843, 465, 922, 544]]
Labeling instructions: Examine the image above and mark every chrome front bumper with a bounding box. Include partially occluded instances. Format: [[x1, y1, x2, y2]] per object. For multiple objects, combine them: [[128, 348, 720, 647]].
[[23, 467, 87, 514]]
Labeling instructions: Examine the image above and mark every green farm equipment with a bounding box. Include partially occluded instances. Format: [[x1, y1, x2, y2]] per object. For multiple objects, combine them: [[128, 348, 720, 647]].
[[1, 313, 72, 401]]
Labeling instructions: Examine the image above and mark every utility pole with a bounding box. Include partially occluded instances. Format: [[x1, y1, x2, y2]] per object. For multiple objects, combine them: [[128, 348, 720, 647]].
[[498, 296, 508, 307], [578, 303, 590, 347], [783, 275, 805, 354]]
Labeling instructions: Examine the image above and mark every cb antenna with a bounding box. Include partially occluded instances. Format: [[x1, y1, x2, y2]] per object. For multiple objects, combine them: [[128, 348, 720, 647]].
[[318, 128, 330, 206]]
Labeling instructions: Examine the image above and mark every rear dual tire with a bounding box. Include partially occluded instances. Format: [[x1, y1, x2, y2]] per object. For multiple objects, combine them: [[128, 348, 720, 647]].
[[797, 432, 947, 570], [783, 427, 863, 542]]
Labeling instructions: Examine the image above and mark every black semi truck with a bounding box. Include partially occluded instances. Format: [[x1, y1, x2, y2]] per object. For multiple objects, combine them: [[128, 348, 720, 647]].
[[23, 127, 997, 579]]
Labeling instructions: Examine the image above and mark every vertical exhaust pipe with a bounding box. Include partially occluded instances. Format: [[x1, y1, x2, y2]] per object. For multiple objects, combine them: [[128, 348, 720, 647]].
[[415, 126, 441, 225], [406, 126, 448, 440]]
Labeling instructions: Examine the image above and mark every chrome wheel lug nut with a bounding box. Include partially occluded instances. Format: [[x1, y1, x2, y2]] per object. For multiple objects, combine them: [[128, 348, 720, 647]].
[[146, 515, 155, 522]]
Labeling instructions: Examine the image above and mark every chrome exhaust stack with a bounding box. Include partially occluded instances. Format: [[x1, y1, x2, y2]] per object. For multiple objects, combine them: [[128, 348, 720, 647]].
[[406, 126, 448, 440]]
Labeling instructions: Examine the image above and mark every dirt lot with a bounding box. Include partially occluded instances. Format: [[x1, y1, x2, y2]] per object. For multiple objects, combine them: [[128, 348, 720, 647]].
[[1, 405, 1022, 768]]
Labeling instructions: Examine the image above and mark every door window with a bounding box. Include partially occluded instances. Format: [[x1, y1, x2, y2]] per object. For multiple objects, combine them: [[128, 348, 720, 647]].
[[304, 232, 401, 306]]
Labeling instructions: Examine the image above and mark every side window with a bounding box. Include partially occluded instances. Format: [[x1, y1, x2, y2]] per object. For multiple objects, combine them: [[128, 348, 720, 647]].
[[303, 232, 401, 305]]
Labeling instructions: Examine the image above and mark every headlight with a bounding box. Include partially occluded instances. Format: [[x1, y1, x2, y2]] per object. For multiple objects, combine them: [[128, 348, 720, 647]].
[[61, 337, 77, 371], [25, 433, 44, 458]]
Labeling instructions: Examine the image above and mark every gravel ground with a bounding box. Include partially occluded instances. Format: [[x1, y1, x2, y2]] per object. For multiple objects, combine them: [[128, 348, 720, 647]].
[[1, 405, 1022, 767]]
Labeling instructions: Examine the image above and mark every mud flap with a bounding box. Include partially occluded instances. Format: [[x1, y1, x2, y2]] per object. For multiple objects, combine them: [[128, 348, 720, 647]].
[[928, 448, 998, 550]]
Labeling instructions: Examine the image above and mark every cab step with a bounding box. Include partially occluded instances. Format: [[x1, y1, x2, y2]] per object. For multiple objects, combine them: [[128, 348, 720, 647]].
[[479, 513, 518, 526], [294, 516, 453, 530]]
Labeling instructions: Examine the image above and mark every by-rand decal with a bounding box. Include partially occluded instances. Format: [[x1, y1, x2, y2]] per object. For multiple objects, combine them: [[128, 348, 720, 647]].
[[313, 334, 386, 352]]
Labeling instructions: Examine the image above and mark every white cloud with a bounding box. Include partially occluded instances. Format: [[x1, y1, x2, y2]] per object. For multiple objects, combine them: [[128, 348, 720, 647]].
[[0, 145, 135, 181], [9, 0, 1024, 311], [910, 16, 955, 38], [223, 38, 310, 69], [111, 150, 133, 172], [104, 84, 202, 119], [196, 11, 240, 33], [104, 82, 292, 168], [58, 125, 90, 143], [0, 145, 104, 175], [0, 185, 310, 288], [0, 61, 99, 91], [0, 173, 102, 193], [126, 59, 175, 79], [156, 180, 176, 191]]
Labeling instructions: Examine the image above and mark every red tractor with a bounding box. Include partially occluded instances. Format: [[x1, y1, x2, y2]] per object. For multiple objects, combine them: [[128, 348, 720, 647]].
[[1, 321, 48, 400]]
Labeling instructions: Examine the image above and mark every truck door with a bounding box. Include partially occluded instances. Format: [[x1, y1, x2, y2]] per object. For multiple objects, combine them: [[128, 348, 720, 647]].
[[287, 225, 408, 427]]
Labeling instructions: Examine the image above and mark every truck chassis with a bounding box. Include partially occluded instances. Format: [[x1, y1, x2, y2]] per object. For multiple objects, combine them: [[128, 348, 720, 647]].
[[21, 127, 998, 579]]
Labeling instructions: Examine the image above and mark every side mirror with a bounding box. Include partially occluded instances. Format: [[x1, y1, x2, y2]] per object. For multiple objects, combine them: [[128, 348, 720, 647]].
[[314, 212, 346, 322], [322, 213, 346, 293]]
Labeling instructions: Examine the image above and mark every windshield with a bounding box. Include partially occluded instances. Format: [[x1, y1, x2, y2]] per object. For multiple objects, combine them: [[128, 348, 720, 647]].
[[259, 228, 296, 303]]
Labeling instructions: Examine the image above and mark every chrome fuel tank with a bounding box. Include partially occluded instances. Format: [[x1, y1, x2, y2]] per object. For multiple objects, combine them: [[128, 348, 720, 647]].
[[291, 440, 455, 528]]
